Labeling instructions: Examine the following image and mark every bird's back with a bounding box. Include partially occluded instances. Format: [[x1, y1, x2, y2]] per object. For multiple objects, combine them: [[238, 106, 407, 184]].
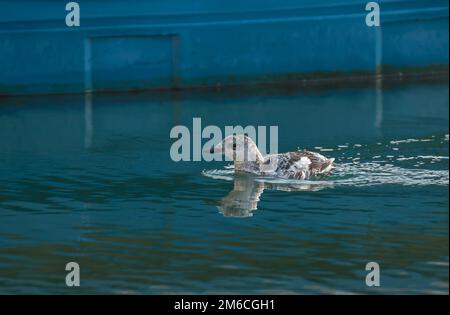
[[262, 150, 334, 179]]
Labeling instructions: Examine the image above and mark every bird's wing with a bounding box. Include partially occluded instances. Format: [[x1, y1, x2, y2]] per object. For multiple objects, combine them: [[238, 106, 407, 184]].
[[287, 151, 334, 174]]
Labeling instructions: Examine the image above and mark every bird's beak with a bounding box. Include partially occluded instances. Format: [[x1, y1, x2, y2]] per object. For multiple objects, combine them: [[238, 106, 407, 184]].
[[211, 141, 223, 155]]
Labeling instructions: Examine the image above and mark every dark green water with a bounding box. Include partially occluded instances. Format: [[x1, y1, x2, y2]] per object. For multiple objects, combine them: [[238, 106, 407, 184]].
[[0, 81, 448, 294]]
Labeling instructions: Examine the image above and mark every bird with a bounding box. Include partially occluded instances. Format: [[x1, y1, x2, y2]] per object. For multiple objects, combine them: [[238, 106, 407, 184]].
[[210, 134, 335, 180]]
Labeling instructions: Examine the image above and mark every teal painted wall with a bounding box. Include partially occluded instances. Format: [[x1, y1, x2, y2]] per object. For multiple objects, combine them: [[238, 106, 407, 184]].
[[0, 0, 448, 95]]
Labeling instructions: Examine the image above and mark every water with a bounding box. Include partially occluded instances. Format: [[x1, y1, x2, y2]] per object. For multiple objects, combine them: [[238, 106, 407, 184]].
[[0, 81, 448, 294]]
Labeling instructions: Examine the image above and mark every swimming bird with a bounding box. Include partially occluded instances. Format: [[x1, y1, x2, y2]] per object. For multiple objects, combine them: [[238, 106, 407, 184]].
[[210, 134, 335, 180]]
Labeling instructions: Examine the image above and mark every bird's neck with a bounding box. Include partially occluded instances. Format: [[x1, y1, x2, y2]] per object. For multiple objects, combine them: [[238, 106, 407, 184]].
[[234, 148, 264, 172], [254, 148, 264, 163]]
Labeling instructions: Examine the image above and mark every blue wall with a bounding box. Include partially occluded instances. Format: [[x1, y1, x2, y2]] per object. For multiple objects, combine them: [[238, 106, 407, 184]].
[[0, 0, 448, 95]]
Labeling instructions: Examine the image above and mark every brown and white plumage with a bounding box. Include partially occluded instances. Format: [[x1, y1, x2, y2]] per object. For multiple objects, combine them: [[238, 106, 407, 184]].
[[211, 135, 335, 180], [261, 150, 335, 179]]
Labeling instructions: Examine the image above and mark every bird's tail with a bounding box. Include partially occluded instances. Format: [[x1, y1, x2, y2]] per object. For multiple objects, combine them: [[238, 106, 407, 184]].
[[320, 158, 335, 173]]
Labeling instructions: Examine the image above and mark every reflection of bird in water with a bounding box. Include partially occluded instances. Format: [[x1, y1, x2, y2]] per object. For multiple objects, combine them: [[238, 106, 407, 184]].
[[211, 135, 335, 180], [217, 173, 333, 218], [218, 175, 264, 218]]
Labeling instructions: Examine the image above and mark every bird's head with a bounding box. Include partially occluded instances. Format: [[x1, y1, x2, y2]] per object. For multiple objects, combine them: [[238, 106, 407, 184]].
[[210, 134, 263, 163]]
